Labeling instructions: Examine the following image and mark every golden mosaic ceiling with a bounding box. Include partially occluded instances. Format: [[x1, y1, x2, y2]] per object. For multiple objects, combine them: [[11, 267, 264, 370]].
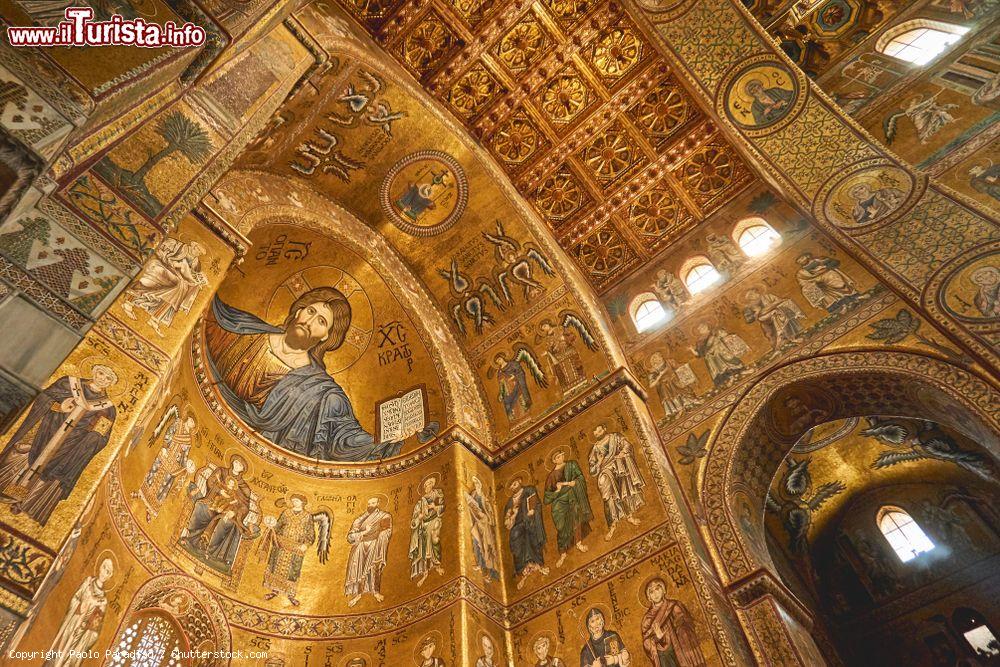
[[333, 0, 755, 290]]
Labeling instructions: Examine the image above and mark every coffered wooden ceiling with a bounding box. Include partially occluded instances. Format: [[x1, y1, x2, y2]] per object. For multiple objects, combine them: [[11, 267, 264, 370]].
[[332, 0, 755, 291]]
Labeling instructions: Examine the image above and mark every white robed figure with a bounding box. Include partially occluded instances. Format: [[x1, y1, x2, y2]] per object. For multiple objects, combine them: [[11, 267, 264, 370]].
[[345, 497, 392, 607], [46, 558, 113, 667], [588, 424, 645, 541]]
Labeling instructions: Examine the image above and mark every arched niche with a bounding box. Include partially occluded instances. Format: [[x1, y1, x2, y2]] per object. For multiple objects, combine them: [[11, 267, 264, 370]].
[[700, 349, 1000, 586]]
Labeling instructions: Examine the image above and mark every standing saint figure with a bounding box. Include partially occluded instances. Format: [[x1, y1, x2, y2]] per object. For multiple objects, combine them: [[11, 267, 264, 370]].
[[260, 495, 331, 606], [180, 455, 260, 574], [646, 352, 698, 421], [544, 449, 592, 567], [641, 578, 706, 667], [206, 289, 426, 461], [345, 497, 393, 606], [418, 636, 446, 667], [477, 634, 499, 667], [652, 270, 690, 313], [533, 636, 566, 667], [0, 365, 118, 526], [704, 233, 746, 277], [46, 557, 114, 667], [136, 405, 196, 521], [409, 476, 445, 587], [742, 288, 804, 353], [121, 237, 207, 335], [588, 424, 645, 541], [580, 608, 631, 667], [690, 323, 749, 388], [794, 253, 859, 313], [465, 475, 501, 582], [503, 476, 548, 589]]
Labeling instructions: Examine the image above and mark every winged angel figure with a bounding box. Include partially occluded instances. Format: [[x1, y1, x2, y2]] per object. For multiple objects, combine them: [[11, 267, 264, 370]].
[[860, 417, 994, 480], [883, 91, 959, 145], [489, 346, 548, 423], [766, 457, 847, 553], [259, 496, 332, 606]]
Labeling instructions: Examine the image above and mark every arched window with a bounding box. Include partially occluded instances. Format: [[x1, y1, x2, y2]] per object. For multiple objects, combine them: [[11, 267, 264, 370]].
[[630, 293, 668, 333], [109, 610, 188, 667], [877, 21, 968, 66], [877, 506, 934, 562], [682, 258, 722, 295], [733, 218, 781, 257], [954, 608, 1000, 658]]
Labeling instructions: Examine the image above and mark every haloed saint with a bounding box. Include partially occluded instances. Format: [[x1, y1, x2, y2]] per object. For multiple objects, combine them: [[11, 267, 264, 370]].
[[205, 289, 402, 462]]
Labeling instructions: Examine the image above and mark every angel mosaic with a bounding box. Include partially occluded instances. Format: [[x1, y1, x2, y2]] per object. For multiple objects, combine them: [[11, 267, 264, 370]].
[[259, 495, 331, 606], [134, 404, 198, 521], [483, 222, 555, 302], [121, 237, 208, 336], [536, 313, 598, 396], [883, 91, 959, 145], [490, 346, 548, 423], [860, 417, 995, 480], [765, 456, 846, 553], [179, 455, 262, 575]]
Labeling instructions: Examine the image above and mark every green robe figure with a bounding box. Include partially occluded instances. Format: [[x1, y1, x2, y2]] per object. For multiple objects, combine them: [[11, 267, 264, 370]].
[[544, 449, 592, 567]]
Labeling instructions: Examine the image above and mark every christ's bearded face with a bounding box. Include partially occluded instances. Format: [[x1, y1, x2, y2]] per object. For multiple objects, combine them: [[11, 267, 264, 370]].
[[285, 302, 336, 351]]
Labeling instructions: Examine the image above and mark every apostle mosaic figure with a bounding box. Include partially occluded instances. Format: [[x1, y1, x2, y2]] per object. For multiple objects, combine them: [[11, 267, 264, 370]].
[[345, 497, 392, 606], [260, 495, 331, 606], [205, 289, 424, 462], [179, 455, 260, 574], [409, 476, 445, 587], [580, 608, 631, 667], [465, 475, 501, 582], [418, 636, 446, 667], [588, 424, 645, 541], [0, 364, 118, 526], [652, 270, 690, 313], [46, 557, 114, 667], [477, 634, 499, 667], [794, 253, 859, 313], [741, 288, 805, 352], [503, 476, 548, 589], [544, 449, 592, 567], [121, 237, 207, 335], [847, 182, 906, 224], [744, 78, 794, 125], [970, 265, 1000, 318], [690, 323, 749, 388], [533, 636, 567, 667], [640, 578, 706, 667], [646, 352, 699, 421]]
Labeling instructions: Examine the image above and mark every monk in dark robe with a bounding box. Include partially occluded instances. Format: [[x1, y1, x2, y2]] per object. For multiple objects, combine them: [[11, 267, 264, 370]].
[[0, 366, 117, 526], [580, 608, 631, 667], [641, 578, 706, 667], [205, 289, 419, 462], [504, 476, 548, 589], [181, 455, 256, 573], [544, 449, 592, 568]]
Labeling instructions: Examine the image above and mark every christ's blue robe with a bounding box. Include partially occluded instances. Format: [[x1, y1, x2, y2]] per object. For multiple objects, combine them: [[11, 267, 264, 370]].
[[207, 297, 401, 462]]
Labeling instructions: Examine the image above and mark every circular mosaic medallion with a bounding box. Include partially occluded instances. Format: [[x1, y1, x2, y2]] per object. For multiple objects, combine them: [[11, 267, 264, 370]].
[[818, 162, 915, 230], [720, 56, 804, 137], [380, 151, 468, 237]]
